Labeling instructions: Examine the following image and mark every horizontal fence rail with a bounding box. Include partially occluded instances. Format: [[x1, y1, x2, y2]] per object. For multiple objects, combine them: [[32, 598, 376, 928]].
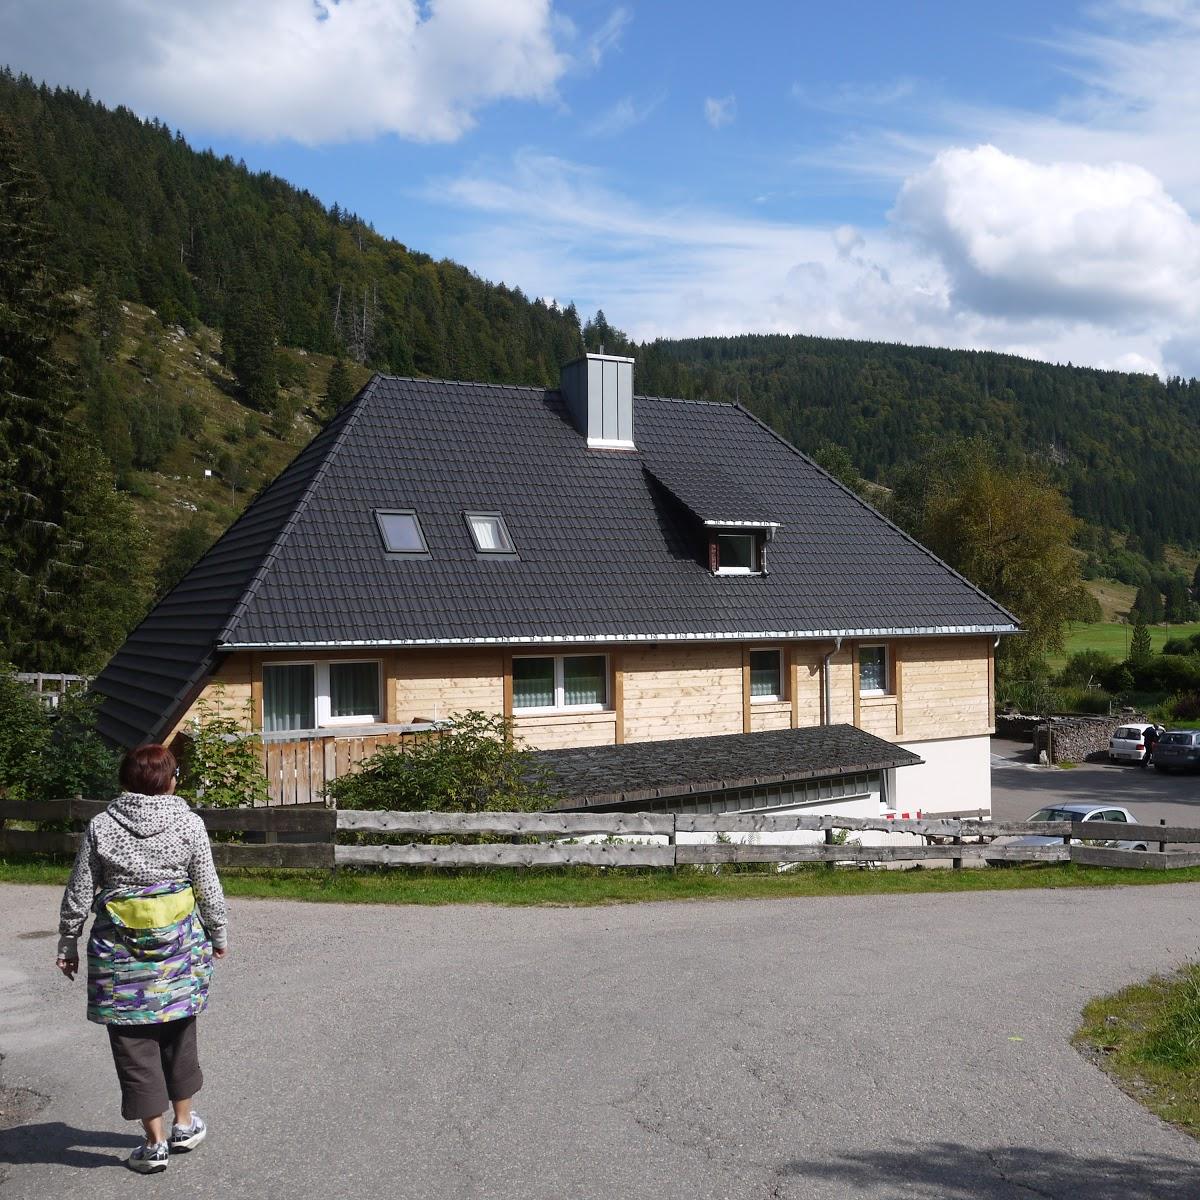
[[4, 799, 1200, 872]]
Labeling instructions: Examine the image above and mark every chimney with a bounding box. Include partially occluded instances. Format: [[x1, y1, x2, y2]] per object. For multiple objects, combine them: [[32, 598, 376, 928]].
[[560, 352, 635, 450]]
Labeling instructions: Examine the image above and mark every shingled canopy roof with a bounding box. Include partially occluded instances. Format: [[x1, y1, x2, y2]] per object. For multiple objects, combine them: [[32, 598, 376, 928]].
[[535, 724, 923, 810], [93, 373, 1018, 746]]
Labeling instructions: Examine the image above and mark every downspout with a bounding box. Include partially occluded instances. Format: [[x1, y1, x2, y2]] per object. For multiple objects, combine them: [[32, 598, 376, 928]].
[[821, 636, 843, 726]]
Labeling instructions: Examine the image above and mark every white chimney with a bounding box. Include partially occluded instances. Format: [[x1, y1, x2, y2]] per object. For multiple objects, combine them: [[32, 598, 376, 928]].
[[560, 353, 635, 450]]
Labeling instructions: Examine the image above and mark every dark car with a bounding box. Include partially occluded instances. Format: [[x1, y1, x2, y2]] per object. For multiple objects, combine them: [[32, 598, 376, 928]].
[[1153, 730, 1200, 772]]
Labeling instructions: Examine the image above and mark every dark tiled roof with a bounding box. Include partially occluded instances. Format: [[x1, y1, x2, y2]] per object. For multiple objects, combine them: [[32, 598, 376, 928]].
[[642, 458, 778, 526], [535, 724, 923, 809], [93, 372, 1018, 745]]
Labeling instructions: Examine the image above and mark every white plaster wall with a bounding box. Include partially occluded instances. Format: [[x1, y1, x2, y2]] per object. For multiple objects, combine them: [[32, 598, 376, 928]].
[[890, 734, 992, 818]]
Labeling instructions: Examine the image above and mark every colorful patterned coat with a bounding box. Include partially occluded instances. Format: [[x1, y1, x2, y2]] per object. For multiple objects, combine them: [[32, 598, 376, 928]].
[[86, 880, 213, 1025]]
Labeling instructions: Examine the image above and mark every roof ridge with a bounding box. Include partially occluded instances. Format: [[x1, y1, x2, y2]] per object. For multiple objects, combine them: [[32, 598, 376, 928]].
[[729, 402, 1022, 628], [637, 393, 735, 407], [377, 372, 551, 394], [217, 374, 385, 644]]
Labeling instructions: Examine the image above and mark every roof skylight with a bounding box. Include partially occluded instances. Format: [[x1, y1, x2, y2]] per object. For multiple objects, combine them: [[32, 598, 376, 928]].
[[375, 510, 429, 555], [464, 511, 516, 554]]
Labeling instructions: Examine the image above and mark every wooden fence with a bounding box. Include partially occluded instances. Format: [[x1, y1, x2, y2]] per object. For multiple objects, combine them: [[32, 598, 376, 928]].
[[260, 727, 434, 805], [6, 800, 1200, 872], [14, 672, 90, 709]]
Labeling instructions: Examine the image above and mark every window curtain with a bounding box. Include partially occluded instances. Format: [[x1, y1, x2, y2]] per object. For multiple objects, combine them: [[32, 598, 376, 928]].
[[513, 658, 555, 708], [263, 664, 315, 731], [564, 656, 605, 706], [330, 662, 379, 718]]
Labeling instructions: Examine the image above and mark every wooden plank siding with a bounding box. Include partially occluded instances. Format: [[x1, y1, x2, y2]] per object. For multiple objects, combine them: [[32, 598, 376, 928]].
[[169, 635, 995, 802]]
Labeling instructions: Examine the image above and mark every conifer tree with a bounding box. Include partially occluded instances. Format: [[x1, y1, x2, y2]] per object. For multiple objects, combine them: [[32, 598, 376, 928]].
[[90, 269, 123, 359], [222, 293, 278, 411], [1128, 613, 1153, 668], [321, 357, 355, 420]]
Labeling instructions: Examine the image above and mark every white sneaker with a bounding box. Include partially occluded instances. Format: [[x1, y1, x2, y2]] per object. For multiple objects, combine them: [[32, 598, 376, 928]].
[[128, 1140, 169, 1173], [169, 1114, 207, 1152]]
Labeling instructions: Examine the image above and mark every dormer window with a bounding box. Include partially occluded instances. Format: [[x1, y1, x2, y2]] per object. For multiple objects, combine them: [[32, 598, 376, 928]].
[[464, 511, 516, 555], [715, 532, 759, 574], [375, 510, 429, 555]]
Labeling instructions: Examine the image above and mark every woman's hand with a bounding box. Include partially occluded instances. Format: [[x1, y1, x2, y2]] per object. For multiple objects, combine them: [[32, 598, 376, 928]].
[[55, 956, 79, 981], [213, 947, 227, 960]]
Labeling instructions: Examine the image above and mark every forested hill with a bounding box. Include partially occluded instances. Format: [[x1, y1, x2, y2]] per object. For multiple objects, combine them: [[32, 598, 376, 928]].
[[4, 67, 1200, 556], [0, 69, 584, 383], [633, 336, 1200, 549]]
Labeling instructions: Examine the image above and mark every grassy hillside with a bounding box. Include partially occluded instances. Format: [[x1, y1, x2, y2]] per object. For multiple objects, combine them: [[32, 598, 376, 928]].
[[62, 293, 371, 577]]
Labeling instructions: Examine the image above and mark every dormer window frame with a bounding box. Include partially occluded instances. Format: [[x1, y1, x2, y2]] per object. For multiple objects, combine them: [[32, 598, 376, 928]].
[[463, 510, 518, 557], [374, 509, 430, 558], [709, 525, 775, 576]]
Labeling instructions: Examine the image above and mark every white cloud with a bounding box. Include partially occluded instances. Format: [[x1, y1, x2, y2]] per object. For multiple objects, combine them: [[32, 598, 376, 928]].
[[704, 94, 736, 129], [0, 0, 569, 144], [583, 7, 632, 67], [584, 92, 664, 138], [892, 144, 1200, 324], [432, 148, 1191, 377]]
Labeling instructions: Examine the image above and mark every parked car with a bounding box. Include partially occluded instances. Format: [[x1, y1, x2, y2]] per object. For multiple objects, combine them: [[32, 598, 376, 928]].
[[1152, 730, 1200, 772], [986, 803, 1149, 865], [1108, 723, 1162, 764]]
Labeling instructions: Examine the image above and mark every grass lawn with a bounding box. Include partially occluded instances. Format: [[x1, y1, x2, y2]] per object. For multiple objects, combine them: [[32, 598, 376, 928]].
[[8, 857, 1200, 905], [1048, 620, 1200, 671], [1075, 962, 1200, 1137]]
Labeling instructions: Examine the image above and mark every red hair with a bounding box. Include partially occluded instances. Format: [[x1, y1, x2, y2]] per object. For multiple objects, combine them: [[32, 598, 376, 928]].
[[119, 744, 177, 795]]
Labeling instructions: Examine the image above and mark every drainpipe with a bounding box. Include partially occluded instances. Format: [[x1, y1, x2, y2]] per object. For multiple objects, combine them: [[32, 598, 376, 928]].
[[821, 637, 843, 726]]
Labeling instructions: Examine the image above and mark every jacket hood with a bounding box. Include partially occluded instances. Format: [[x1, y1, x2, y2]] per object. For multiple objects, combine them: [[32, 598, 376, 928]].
[[106, 793, 191, 839]]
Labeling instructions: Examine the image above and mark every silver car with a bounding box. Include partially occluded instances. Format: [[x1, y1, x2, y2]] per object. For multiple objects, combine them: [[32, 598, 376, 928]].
[[1153, 730, 1200, 772], [987, 803, 1150, 865], [1108, 723, 1161, 764]]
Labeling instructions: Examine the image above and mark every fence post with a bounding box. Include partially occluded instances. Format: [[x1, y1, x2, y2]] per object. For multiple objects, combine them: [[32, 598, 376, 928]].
[[668, 815, 677, 871], [824, 825, 835, 870], [1159, 818, 1167, 854], [952, 834, 963, 871]]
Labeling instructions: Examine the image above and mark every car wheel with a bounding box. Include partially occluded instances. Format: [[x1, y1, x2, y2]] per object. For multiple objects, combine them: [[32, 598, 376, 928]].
[[1134, 844, 1148, 852]]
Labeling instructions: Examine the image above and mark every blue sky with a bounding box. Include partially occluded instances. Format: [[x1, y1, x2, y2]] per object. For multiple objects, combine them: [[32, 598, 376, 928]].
[[4, 1, 1200, 374]]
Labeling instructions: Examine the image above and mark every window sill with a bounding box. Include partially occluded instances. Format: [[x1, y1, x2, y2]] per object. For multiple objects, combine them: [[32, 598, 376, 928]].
[[750, 696, 785, 705], [513, 706, 608, 717], [860, 694, 896, 705], [513, 710, 615, 725]]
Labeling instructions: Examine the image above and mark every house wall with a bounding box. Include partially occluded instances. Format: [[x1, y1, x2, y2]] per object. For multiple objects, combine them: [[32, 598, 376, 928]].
[[171, 636, 997, 813]]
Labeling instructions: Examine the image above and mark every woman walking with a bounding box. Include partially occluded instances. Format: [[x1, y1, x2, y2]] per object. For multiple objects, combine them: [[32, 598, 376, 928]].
[[56, 743, 228, 1174]]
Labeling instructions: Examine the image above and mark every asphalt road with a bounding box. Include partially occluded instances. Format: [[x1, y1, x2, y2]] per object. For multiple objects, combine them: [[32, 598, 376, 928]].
[[991, 738, 1200, 831], [3, 881, 1200, 1199]]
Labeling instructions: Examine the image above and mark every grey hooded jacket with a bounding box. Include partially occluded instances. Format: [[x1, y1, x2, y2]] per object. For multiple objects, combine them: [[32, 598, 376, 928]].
[[58, 793, 228, 958]]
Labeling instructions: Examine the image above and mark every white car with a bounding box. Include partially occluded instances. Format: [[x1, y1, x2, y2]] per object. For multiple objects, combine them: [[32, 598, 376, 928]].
[[987, 803, 1150, 865], [1108, 723, 1162, 764]]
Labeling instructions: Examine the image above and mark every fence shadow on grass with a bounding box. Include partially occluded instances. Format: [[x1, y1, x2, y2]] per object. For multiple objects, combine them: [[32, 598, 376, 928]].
[[778, 1142, 1200, 1198], [0, 1121, 137, 1171]]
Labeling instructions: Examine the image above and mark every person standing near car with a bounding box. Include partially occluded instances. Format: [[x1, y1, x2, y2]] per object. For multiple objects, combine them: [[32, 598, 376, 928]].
[[55, 743, 228, 1173], [1141, 723, 1161, 768]]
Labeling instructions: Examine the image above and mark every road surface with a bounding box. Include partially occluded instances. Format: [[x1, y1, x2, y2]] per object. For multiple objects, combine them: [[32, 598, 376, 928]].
[[2, 881, 1199, 1198]]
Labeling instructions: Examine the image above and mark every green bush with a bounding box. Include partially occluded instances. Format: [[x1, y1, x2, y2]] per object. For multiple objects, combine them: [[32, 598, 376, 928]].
[[1168, 693, 1200, 722], [0, 666, 119, 801], [176, 688, 267, 808], [328, 710, 553, 812], [1057, 649, 1116, 688]]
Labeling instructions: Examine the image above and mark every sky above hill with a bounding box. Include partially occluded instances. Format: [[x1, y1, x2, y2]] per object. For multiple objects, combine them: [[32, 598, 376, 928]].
[[5, 0, 1200, 376]]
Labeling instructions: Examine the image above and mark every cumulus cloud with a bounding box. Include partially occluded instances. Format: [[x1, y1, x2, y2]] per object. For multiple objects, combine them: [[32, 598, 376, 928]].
[[432, 148, 1190, 376], [0, 0, 569, 144], [892, 144, 1200, 323], [704, 95, 736, 129]]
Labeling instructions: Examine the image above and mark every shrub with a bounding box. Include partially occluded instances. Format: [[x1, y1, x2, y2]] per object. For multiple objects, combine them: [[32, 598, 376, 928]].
[[0, 666, 119, 801], [1057, 649, 1116, 688], [328, 710, 553, 812], [1169, 692, 1200, 722], [176, 688, 267, 808]]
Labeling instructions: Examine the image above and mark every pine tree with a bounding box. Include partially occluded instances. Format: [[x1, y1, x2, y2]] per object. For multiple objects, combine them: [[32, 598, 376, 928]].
[[90, 268, 123, 359], [0, 117, 76, 664], [321, 358, 355, 420], [222, 293, 278, 411], [1128, 614, 1153, 667]]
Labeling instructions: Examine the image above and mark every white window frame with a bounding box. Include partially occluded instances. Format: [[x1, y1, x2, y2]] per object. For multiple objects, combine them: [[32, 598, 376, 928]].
[[749, 648, 784, 703], [463, 510, 516, 555], [858, 644, 889, 698], [263, 659, 384, 729], [512, 653, 609, 714], [715, 532, 760, 575]]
